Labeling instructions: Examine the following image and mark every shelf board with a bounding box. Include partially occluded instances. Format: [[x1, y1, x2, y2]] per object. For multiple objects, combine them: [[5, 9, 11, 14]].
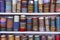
[[0, 13, 60, 15], [0, 31, 60, 34]]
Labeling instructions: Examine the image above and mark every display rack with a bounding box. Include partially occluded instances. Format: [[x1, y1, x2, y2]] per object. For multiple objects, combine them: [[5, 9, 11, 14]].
[[0, 13, 60, 34]]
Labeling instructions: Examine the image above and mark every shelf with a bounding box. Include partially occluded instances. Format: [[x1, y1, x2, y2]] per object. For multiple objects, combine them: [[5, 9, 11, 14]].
[[0, 13, 60, 15], [0, 13, 60, 34], [0, 32, 60, 34]]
